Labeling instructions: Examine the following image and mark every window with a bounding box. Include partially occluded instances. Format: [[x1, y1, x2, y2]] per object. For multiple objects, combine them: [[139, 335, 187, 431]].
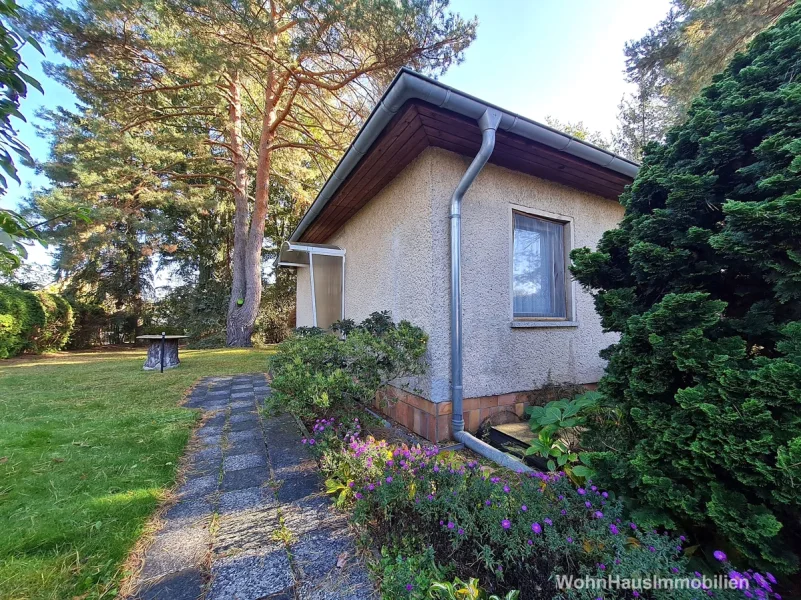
[[512, 211, 568, 319]]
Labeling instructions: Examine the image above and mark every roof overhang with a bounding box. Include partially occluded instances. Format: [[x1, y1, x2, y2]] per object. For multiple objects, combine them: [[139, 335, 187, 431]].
[[291, 68, 640, 244], [277, 241, 345, 267]]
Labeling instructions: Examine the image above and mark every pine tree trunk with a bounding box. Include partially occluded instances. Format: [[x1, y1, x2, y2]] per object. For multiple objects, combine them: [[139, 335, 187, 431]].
[[225, 69, 275, 346], [225, 72, 254, 346]]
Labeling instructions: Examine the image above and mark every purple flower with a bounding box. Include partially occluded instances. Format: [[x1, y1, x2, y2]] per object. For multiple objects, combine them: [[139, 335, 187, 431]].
[[521, 505, 528, 512], [713, 550, 727, 562], [633, 592, 640, 598], [602, 492, 608, 498], [630, 522, 637, 530], [598, 563, 606, 571], [558, 494, 565, 500], [594, 511, 604, 519], [566, 536, 573, 543], [585, 501, 592, 508], [649, 546, 656, 552], [386, 476, 393, 483], [577, 488, 586, 495], [308, 438, 315, 445], [527, 539, 533, 545], [447, 521, 455, 530], [485, 499, 492, 506], [560, 509, 567, 515], [367, 484, 375, 491], [406, 583, 414, 591], [501, 519, 511, 530], [766, 573, 777, 584], [301, 438, 307, 444], [354, 492, 362, 499], [609, 524, 619, 535], [458, 528, 464, 535], [544, 518, 553, 526], [531, 522, 542, 534], [503, 485, 511, 493]]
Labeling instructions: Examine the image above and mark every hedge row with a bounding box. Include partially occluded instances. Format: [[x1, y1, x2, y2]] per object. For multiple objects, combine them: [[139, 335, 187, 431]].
[[0, 284, 74, 358]]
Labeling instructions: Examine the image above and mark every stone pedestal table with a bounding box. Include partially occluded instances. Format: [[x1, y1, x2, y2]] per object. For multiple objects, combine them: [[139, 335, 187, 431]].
[[136, 335, 189, 371]]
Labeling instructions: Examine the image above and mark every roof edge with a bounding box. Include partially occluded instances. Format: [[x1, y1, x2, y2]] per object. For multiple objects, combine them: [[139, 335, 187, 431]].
[[290, 68, 639, 242]]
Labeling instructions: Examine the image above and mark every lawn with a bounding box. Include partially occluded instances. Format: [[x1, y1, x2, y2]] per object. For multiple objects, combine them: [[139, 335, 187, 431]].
[[0, 347, 274, 600]]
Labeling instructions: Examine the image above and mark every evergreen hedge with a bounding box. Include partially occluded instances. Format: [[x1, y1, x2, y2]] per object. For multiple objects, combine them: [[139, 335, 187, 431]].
[[0, 285, 74, 357], [571, 4, 801, 573]]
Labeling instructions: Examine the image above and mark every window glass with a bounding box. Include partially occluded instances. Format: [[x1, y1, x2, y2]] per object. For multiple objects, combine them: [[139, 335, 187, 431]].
[[513, 213, 566, 318]]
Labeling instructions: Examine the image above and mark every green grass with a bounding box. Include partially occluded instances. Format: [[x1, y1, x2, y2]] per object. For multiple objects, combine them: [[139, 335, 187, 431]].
[[0, 347, 274, 600]]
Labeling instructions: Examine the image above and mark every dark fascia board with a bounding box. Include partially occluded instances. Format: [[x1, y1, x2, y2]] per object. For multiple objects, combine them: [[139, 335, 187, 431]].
[[289, 67, 639, 242]]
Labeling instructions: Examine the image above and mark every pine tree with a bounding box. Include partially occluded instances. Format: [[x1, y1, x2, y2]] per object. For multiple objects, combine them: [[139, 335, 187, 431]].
[[30, 0, 476, 346], [572, 4, 801, 573]]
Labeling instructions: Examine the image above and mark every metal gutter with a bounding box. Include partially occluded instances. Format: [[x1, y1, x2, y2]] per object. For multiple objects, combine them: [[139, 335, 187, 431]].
[[289, 67, 639, 242]]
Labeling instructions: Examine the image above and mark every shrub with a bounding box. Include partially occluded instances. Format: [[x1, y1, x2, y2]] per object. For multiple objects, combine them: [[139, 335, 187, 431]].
[[0, 285, 73, 357], [27, 292, 74, 353], [268, 312, 428, 419], [571, 5, 801, 573]]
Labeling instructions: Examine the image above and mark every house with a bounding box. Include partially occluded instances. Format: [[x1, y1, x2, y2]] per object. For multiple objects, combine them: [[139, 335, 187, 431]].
[[278, 68, 638, 443]]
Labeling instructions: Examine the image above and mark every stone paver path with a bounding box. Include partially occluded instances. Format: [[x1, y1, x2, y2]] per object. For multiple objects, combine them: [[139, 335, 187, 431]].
[[131, 374, 376, 600]]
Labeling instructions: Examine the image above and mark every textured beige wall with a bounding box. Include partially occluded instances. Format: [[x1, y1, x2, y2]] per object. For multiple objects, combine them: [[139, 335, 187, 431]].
[[427, 149, 624, 399], [296, 147, 624, 402], [326, 150, 441, 399]]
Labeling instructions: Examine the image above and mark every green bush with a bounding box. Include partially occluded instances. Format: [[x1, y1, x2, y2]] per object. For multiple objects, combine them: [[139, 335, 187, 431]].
[[571, 5, 801, 573], [27, 292, 74, 353], [268, 312, 428, 419], [0, 285, 74, 357]]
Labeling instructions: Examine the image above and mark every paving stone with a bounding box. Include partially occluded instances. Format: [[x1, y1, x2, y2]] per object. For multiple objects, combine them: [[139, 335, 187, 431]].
[[230, 412, 259, 424], [223, 466, 269, 491], [227, 437, 265, 457], [177, 474, 218, 500], [198, 433, 223, 447], [139, 523, 209, 580], [228, 429, 261, 442], [229, 419, 260, 433], [137, 567, 205, 600], [194, 446, 223, 463], [208, 549, 294, 600], [186, 457, 220, 477], [275, 472, 321, 504], [197, 424, 224, 437], [231, 391, 253, 399], [219, 486, 275, 514], [204, 413, 227, 427], [270, 447, 315, 473], [162, 497, 214, 529], [230, 400, 254, 410], [224, 452, 267, 472], [292, 528, 376, 600], [214, 505, 282, 556]]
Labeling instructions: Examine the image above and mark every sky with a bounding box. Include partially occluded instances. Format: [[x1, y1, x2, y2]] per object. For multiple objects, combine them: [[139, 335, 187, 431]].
[[2, 0, 672, 272]]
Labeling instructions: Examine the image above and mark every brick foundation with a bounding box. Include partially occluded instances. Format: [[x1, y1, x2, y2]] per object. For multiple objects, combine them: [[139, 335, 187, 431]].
[[375, 383, 597, 443]]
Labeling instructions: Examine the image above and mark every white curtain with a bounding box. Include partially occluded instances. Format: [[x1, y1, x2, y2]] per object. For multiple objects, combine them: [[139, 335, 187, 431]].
[[513, 213, 566, 318]]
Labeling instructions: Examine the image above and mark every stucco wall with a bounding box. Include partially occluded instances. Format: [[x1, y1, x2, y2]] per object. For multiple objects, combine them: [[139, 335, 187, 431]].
[[325, 150, 441, 399], [298, 147, 624, 402], [426, 149, 624, 399]]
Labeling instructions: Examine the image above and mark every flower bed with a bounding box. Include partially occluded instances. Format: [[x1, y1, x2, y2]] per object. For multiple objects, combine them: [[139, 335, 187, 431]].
[[303, 417, 784, 600]]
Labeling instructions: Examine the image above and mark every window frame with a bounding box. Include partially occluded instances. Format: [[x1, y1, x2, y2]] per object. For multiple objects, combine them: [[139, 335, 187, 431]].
[[508, 205, 576, 326]]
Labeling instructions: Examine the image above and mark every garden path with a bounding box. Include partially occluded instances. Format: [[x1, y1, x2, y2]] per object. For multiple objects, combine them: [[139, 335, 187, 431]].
[[129, 373, 376, 600]]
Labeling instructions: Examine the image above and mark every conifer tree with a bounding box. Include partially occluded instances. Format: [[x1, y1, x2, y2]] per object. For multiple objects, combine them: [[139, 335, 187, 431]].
[[572, 3, 801, 573]]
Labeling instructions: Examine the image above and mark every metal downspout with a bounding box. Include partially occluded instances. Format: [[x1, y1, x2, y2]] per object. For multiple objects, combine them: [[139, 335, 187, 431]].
[[450, 108, 501, 432], [448, 108, 532, 473]]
